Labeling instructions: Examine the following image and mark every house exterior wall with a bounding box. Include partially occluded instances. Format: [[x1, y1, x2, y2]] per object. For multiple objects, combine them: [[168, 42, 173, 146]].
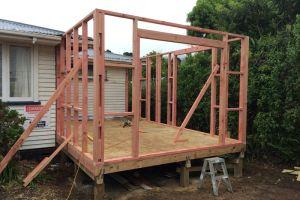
[[4, 44, 126, 150], [22, 56, 126, 150], [104, 68, 126, 113], [13, 45, 57, 150], [77, 67, 126, 118]]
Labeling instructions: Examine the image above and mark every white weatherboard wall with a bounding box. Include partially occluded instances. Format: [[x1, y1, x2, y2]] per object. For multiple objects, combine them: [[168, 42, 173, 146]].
[[22, 45, 56, 150], [77, 67, 126, 118], [11, 45, 57, 150], [12, 46, 126, 150]]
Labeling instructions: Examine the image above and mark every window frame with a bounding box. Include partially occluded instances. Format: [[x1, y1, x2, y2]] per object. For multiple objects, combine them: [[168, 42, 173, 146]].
[[0, 41, 35, 102]]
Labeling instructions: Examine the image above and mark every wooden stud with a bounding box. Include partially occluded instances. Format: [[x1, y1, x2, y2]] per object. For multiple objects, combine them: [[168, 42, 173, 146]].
[[146, 57, 152, 121], [132, 19, 141, 157], [65, 33, 72, 138], [65, 9, 246, 39], [172, 54, 178, 126], [238, 37, 249, 144], [73, 28, 79, 145], [174, 46, 212, 55], [174, 65, 220, 142], [228, 37, 242, 42], [105, 61, 133, 68], [82, 21, 89, 153], [210, 48, 218, 136], [59, 39, 65, 137], [93, 11, 105, 163], [227, 107, 243, 111], [139, 61, 144, 118], [143, 45, 211, 59], [64, 11, 94, 36], [51, 10, 249, 181], [218, 35, 229, 144], [155, 55, 162, 123], [104, 112, 134, 116], [167, 53, 172, 125], [125, 69, 129, 112], [227, 71, 243, 75], [55, 45, 61, 137], [137, 29, 226, 48], [93, 9, 246, 38]]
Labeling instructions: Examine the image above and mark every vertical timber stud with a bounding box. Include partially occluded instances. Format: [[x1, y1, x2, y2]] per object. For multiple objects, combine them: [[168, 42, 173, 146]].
[[65, 33, 71, 138], [225, 40, 230, 139], [167, 53, 172, 125], [73, 28, 79, 145], [55, 45, 60, 136], [59, 38, 65, 137], [218, 35, 229, 144], [238, 37, 249, 144], [82, 21, 89, 153], [93, 11, 105, 162], [146, 57, 151, 121], [139, 60, 143, 118], [155, 55, 162, 123], [172, 54, 178, 126], [132, 19, 140, 157], [125, 69, 129, 112], [210, 48, 218, 136]]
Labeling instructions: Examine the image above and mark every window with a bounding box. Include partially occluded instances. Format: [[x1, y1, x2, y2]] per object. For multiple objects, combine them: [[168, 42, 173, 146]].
[[0, 43, 34, 101], [9, 46, 32, 97], [78, 65, 108, 81]]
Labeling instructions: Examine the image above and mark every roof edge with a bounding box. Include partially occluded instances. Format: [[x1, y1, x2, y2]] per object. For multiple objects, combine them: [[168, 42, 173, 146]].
[[0, 29, 61, 41]]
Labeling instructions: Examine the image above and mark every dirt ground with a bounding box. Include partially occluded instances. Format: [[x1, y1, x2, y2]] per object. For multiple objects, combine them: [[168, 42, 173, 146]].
[[1, 156, 300, 200]]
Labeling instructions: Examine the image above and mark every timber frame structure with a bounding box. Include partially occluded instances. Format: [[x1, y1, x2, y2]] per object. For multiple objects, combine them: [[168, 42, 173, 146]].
[[0, 9, 249, 196]]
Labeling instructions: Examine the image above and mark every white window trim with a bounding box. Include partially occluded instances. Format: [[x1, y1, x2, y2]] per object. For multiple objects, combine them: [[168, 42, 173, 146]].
[[0, 41, 37, 102], [33, 45, 39, 101]]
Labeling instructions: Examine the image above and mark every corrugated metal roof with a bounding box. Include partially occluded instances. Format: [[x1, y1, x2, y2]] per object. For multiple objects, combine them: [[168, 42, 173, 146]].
[[84, 49, 132, 63], [0, 19, 132, 62], [0, 18, 63, 36]]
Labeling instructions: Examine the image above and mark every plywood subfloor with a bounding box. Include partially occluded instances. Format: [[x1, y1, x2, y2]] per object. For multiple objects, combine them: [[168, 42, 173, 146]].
[[73, 120, 239, 160]]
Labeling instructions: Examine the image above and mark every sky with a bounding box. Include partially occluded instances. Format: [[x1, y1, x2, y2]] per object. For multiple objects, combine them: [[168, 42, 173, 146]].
[[0, 0, 197, 56]]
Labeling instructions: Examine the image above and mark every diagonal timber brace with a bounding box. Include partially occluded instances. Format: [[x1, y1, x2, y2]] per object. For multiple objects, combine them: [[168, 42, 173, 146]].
[[0, 58, 82, 175], [174, 64, 220, 142], [23, 133, 73, 187]]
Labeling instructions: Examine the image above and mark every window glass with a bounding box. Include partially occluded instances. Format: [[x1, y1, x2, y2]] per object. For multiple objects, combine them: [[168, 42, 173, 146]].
[[78, 65, 93, 78], [9, 46, 31, 97], [0, 45, 2, 97]]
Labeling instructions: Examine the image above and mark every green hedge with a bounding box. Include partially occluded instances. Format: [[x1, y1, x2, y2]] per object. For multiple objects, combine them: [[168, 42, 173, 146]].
[[183, 0, 300, 163]]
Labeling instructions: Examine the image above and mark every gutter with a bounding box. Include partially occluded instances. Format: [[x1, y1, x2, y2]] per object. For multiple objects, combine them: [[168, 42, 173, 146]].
[[0, 29, 62, 44]]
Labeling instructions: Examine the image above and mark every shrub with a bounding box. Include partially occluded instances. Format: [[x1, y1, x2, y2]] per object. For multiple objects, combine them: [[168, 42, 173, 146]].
[[0, 100, 25, 183], [186, 0, 300, 164]]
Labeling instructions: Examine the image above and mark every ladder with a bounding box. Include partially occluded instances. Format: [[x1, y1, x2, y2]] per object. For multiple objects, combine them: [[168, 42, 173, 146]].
[[199, 157, 233, 196]]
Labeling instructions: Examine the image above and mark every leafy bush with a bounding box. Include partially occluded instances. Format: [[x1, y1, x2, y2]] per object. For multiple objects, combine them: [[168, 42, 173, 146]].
[[0, 100, 25, 183], [185, 0, 300, 163]]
